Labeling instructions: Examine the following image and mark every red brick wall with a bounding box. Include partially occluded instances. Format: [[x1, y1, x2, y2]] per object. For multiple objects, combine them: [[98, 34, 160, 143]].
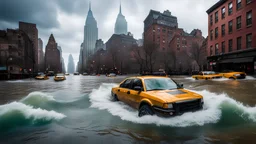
[[207, 0, 256, 56]]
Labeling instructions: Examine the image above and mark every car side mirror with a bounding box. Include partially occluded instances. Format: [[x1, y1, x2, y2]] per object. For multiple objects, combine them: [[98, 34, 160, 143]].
[[134, 86, 142, 92], [178, 84, 184, 88]]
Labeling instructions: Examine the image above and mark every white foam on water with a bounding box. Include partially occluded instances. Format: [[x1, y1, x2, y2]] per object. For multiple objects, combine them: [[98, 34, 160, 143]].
[[185, 77, 195, 80], [89, 83, 256, 127], [0, 102, 66, 121], [6, 80, 33, 83]]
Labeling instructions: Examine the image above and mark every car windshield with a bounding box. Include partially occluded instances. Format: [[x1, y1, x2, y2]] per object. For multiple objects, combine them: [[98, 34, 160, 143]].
[[203, 71, 216, 75], [56, 73, 64, 76], [144, 78, 178, 91]]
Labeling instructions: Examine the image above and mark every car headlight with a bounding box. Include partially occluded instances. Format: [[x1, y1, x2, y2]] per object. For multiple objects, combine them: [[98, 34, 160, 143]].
[[168, 104, 173, 109], [234, 74, 240, 77]]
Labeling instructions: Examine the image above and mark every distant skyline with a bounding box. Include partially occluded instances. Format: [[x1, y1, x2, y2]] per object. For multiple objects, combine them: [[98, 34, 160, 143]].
[[0, 0, 218, 69]]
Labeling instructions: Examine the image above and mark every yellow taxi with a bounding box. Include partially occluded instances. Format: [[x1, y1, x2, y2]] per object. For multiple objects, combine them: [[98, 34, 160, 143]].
[[54, 73, 66, 81], [192, 71, 222, 80], [35, 74, 49, 80], [220, 70, 246, 79], [111, 76, 204, 117]]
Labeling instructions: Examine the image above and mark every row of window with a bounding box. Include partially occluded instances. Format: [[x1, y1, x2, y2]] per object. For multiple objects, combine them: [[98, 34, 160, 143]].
[[210, 10, 252, 40], [210, 0, 252, 25], [210, 33, 252, 55]]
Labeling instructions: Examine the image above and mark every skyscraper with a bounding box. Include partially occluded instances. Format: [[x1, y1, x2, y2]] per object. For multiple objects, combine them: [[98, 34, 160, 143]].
[[114, 3, 127, 35], [83, 1, 98, 70], [67, 54, 75, 74], [45, 34, 61, 72]]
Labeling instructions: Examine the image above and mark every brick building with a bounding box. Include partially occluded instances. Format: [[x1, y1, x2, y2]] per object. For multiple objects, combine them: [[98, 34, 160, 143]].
[[168, 29, 205, 71], [0, 29, 35, 79], [105, 33, 137, 73], [144, 10, 179, 51], [19, 22, 39, 71], [206, 0, 256, 74], [45, 34, 61, 73]]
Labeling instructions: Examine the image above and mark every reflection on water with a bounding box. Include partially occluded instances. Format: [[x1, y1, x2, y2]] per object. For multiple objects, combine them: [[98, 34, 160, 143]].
[[0, 75, 255, 143]]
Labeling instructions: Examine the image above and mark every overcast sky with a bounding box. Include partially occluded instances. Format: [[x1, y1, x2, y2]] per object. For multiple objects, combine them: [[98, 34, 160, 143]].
[[0, 0, 218, 71]]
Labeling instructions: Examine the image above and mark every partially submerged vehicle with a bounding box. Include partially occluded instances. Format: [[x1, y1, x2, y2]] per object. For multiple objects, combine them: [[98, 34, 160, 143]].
[[35, 74, 49, 80], [111, 76, 204, 117], [74, 72, 80, 75], [192, 71, 222, 80], [107, 73, 117, 77], [54, 73, 66, 81], [220, 70, 246, 79]]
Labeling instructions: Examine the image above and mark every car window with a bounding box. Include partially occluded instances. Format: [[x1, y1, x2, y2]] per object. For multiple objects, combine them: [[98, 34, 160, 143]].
[[120, 79, 132, 89], [131, 78, 144, 91], [144, 78, 178, 91]]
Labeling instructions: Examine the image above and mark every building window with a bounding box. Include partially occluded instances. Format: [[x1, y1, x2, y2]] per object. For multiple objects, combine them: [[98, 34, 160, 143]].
[[215, 43, 219, 55], [247, 0, 252, 4], [221, 41, 225, 53], [228, 39, 233, 52], [210, 30, 213, 40], [237, 37, 242, 50], [237, 0, 242, 10], [246, 33, 252, 48], [247, 11, 252, 26], [210, 46, 213, 56], [210, 15, 213, 26], [215, 11, 218, 23], [221, 7, 225, 19], [228, 20, 233, 33], [215, 27, 218, 39], [228, 2, 233, 15], [221, 24, 225, 36], [237, 16, 241, 29]]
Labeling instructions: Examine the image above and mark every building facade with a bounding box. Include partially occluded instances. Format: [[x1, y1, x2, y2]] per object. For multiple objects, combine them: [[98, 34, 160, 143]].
[[114, 4, 128, 35], [206, 0, 256, 74], [38, 38, 44, 72], [67, 54, 75, 73], [168, 29, 205, 71], [83, 2, 98, 70], [45, 34, 61, 73], [19, 22, 38, 71], [95, 39, 105, 53], [0, 29, 34, 78], [144, 10, 178, 52]]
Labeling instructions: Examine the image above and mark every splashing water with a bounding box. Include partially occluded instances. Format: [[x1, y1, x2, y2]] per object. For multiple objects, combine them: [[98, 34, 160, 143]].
[[89, 83, 256, 127]]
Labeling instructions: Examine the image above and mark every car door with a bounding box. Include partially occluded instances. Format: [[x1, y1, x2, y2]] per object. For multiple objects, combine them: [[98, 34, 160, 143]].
[[126, 78, 144, 109], [117, 79, 132, 104]]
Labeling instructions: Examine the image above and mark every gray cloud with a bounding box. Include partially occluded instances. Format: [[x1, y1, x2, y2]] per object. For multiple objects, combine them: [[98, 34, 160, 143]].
[[0, 0, 59, 29]]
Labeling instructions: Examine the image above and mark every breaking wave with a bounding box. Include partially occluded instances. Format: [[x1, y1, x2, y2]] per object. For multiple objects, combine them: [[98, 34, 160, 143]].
[[0, 92, 66, 131], [89, 83, 256, 127]]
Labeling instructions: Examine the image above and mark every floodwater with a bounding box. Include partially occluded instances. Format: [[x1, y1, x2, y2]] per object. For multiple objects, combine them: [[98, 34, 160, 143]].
[[0, 75, 256, 144]]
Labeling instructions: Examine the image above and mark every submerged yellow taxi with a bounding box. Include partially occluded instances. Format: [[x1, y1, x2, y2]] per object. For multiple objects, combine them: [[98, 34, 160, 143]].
[[35, 74, 49, 80], [54, 73, 66, 81], [192, 71, 222, 80], [220, 70, 246, 79], [111, 76, 204, 117]]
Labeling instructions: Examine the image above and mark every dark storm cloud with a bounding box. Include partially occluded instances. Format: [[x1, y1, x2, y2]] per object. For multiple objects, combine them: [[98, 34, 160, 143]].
[[0, 0, 59, 29]]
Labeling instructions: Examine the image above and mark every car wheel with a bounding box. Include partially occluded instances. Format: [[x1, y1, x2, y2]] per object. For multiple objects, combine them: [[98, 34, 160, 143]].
[[195, 77, 198, 80], [113, 94, 119, 101], [205, 78, 208, 80], [138, 105, 154, 117]]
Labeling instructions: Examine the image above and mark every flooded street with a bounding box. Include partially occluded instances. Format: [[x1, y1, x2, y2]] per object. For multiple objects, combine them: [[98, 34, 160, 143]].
[[0, 75, 256, 144]]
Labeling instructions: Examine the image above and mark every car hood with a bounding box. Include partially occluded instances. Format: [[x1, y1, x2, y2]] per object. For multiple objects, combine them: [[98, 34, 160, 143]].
[[144, 89, 202, 103]]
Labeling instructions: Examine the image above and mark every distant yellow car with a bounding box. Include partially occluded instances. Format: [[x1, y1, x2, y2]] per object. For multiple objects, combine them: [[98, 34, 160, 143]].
[[192, 71, 222, 80], [35, 74, 49, 80], [54, 73, 66, 81], [111, 76, 204, 117], [220, 71, 246, 79]]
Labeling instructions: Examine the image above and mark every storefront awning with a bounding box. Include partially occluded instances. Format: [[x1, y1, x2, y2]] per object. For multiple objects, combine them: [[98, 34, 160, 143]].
[[219, 57, 254, 63]]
